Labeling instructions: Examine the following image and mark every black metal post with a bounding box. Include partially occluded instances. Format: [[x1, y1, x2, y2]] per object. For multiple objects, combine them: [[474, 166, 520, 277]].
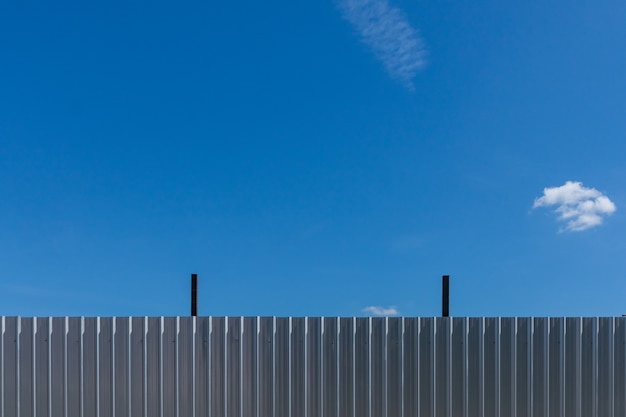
[[442, 275, 449, 317], [191, 273, 198, 317]]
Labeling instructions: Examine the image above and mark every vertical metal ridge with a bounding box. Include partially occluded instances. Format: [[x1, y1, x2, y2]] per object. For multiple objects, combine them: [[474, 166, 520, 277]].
[[289, 317, 293, 417], [80, 317, 84, 417], [241, 316, 245, 417], [528, 318, 533, 417], [617, 317, 626, 411], [463, 317, 468, 417], [32, 317, 36, 417], [1, 317, 5, 417], [445, 317, 451, 417], [256, 316, 260, 417], [222, 317, 225, 417], [353, 317, 356, 417], [175, 317, 180, 417], [191, 316, 196, 417], [511, 318, 516, 417], [48, 317, 52, 417], [160, 317, 164, 417], [400, 317, 404, 417], [127, 317, 132, 417], [575, 317, 582, 417], [416, 317, 421, 417], [608, 317, 615, 417], [430, 317, 435, 417], [112, 317, 116, 417], [1, 316, 4, 417], [17, 317, 21, 417], [593, 317, 598, 417], [64, 316, 70, 417], [208, 316, 213, 417], [272, 316, 277, 415], [321, 317, 324, 417], [368, 317, 372, 417], [479, 317, 485, 417], [519, 318, 525, 417], [336, 317, 339, 417], [495, 317, 501, 417], [541, 318, 552, 417], [95, 317, 99, 417], [304, 317, 308, 417], [560, 318, 565, 417], [1, 316, 3, 417], [239, 316, 245, 417], [143, 317, 148, 417], [382, 317, 389, 417]]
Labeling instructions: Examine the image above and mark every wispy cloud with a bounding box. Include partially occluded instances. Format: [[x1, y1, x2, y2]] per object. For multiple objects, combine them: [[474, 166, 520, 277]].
[[338, 0, 426, 89], [362, 305, 399, 316], [533, 181, 616, 232]]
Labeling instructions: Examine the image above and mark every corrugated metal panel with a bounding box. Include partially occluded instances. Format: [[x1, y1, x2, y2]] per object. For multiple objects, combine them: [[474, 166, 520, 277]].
[[338, 317, 353, 417], [291, 317, 305, 417], [354, 317, 369, 417], [1, 316, 625, 417], [258, 316, 274, 417], [307, 317, 321, 417]]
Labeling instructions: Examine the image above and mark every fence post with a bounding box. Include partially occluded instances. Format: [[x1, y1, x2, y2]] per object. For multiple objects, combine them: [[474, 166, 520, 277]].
[[191, 273, 198, 316], [442, 275, 449, 317]]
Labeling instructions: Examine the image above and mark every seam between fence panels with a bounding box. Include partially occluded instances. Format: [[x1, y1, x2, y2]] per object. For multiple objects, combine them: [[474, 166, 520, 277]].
[[112, 318, 116, 417], [48, 318, 52, 417], [304, 318, 307, 417], [609, 317, 615, 417], [335, 317, 338, 417], [528, 319, 533, 417], [353, 317, 356, 417], [560, 319, 565, 417], [127, 318, 132, 417], [1, 316, 4, 417], [511, 318, 516, 417], [143, 317, 148, 417], [175, 317, 180, 417], [32, 318, 36, 417], [240, 317, 244, 417]]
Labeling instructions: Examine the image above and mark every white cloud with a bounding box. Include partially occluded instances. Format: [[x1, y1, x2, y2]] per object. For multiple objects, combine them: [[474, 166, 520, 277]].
[[362, 305, 399, 316], [338, 0, 426, 89], [533, 181, 616, 232]]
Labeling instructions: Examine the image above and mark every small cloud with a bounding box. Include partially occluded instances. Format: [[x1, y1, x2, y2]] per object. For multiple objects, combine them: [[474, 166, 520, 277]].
[[337, 0, 426, 89], [533, 181, 616, 232], [362, 305, 399, 316]]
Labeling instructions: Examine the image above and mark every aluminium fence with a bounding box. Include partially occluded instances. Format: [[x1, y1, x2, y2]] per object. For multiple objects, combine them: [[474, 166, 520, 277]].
[[1, 316, 625, 417]]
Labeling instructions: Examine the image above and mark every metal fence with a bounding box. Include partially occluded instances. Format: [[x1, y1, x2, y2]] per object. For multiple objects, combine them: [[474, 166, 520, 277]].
[[1, 316, 625, 417]]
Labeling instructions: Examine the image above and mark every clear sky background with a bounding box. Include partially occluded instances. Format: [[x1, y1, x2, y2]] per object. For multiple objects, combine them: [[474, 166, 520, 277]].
[[1, 1, 625, 318]]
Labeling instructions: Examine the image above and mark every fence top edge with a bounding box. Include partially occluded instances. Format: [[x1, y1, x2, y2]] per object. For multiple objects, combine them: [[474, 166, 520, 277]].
[[1, 315, 624, 320]]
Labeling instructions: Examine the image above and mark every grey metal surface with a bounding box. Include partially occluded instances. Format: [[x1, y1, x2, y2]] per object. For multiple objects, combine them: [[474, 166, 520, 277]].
[[1, 316, 625, 417]]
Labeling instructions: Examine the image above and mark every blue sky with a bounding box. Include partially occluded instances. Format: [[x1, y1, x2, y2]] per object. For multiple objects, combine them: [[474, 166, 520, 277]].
[[1, 1, 625, 318]]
